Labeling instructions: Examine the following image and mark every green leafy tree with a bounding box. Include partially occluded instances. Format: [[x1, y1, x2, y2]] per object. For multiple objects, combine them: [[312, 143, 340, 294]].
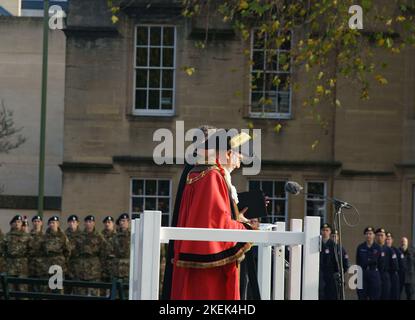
[[108, 0, 415, 141]]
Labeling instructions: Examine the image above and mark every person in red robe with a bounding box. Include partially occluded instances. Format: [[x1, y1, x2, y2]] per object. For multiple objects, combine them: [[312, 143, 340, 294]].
[[171, 129, 255, 300]]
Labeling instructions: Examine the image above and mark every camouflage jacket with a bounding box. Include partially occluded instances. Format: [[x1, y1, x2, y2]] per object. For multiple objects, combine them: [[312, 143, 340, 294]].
[[65, 228, 82, 257], [29, 230, 44, 258], [4, 229, 30, 276], [101, 229, 116, 279], [4, 229, 30, 259], [76, 229, 108, 280], [112, 229, 131, 279]]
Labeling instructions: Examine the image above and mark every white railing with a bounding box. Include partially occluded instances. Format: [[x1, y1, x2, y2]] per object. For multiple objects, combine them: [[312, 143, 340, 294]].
[[129, 210, 320, 300]]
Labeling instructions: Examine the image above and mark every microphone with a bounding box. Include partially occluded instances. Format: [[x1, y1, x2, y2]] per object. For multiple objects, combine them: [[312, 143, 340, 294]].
[[284, 181, 303, 195], [284, 181, 353, 210]]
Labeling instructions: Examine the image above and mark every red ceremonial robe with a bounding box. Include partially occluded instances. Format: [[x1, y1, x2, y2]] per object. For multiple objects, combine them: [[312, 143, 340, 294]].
[[171, 165, 251, 300]]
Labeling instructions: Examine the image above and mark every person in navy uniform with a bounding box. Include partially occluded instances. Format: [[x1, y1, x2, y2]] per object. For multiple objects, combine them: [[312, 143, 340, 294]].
[[356, 226, 382, 300], [375, 228, 395, 300], [331, 229, 350, 270], [319, 224, 349, 300], [385, 231, 400, 300]]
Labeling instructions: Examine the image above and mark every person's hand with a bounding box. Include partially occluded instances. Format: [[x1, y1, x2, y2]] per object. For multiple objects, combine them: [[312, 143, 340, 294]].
[[238, 207, 250, 223], [249, 218, 260, 229]]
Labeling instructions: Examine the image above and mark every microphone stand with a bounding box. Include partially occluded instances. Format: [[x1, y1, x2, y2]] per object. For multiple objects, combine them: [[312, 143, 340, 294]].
[[332, 199, 348, 301], [289, 186, 349, 300]]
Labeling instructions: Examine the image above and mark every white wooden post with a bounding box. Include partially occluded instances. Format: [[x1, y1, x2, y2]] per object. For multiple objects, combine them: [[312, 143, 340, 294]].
[[301, 216, 320, 300], [257, 244, 272, 300], [137, 211, 162, 300], [272, 222, 286, 300], [129, 218, 140, 300], [288, 219, 302, 300]]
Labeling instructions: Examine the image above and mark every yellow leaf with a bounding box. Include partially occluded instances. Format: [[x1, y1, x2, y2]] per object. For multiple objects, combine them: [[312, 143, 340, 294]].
[[377, 38, 385, 47], [316, 85, 324, 95], [247, 122, 254, 129], [241, 29, 250, 40], [183, 67, 195, 76], [329, 78, 336, 87], [335, 99, 341, 107], [317, 71, 324, 80], [274, 124, 282, 133], [375, 74, 388, 85], [111, 15, 119, 24], [272, 21, 280, 32], [305, 64, 310, 72], [239, 0, 249, 10], [396, 16, 406, 22], [311, 140, 319, 151], [325, 89, 331, 95], [386, 19, 393, 26]]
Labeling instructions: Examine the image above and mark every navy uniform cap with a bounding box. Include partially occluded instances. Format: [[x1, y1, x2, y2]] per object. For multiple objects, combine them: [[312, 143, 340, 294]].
[[84, 215, 95, 222], [48, 216, 59, 223], [321, 223, 332, 230], [364, 226, 375, 234], [67, 215, 79, 222], [32, 215, 42, 222], [103, 216, 114, 223], [10, 215, 23, 224], [375, 228, 386, 234]]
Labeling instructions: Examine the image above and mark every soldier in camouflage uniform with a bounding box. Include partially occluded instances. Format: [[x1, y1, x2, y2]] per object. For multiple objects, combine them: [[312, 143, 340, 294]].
[[64, 214, 82, 294], [28, 215, 45, 291], [112, 213, 131, 298], [42, 216, 71, 293], [4, 215, 30, 291], [0, 228, 6, 273], [101, 216, 116, 296], [75, 215, 107, 296]]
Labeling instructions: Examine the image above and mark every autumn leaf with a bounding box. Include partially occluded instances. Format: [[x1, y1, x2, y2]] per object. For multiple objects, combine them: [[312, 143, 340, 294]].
[[274, 124, 282, 133], [335, 99, 341, 107], [183, 66, 196, 76], [247, 121, 254, 129], [396, 16, 406, 22], [375, 74, 388, 85], [311, 140, 319, 151], [316, 85, 324, 95], [239, 0, 249, 10], [111, 15, 119, 24]]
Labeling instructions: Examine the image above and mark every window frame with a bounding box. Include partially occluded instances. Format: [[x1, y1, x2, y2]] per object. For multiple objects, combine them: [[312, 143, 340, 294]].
[[249, 29, 293, 119], [130, 178, 173, 226], [247, 179, 289, 223], [133, 24, 177, 116], [305, 180, 327, 222]]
